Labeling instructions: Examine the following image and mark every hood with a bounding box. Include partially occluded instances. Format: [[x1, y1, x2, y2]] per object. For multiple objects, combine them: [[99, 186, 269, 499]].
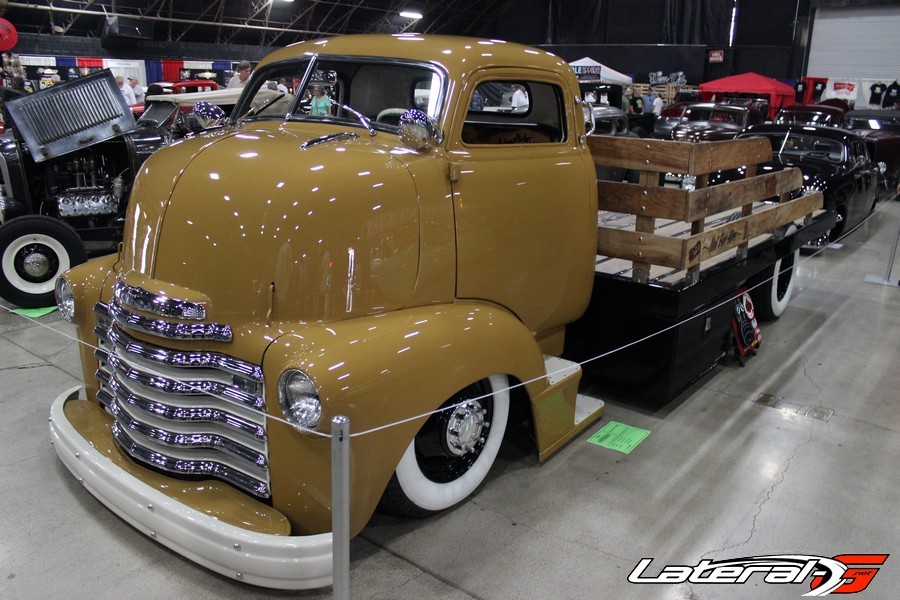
[[671, 121, 741, 141], [711, 154, 842, 195], [6, 69, 135, 162], [121, 122, 420, 325]]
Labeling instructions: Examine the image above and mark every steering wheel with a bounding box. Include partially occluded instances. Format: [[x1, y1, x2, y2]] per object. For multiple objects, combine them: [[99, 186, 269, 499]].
[[375, 108, 408, 125]]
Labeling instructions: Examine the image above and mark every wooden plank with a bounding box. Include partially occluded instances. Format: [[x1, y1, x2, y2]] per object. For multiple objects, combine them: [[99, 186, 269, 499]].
[[687, 138, 772, 175], [683, 192, 824, 268], [684, 168, 803, 221], [597, 228, 686, 269], [598, 168, 804, 222], [597, 181, 689, 221], [587, 136, 771, 174], [631, 170, 661, 282]]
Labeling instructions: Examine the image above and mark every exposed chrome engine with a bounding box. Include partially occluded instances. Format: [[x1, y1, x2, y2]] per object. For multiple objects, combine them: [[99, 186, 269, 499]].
[[51, 155, 127, 218]]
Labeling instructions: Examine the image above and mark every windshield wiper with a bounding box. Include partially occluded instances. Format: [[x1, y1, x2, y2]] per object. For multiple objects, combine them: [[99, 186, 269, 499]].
[[338, 104, 376, 136], [237, 92, 286, 124]]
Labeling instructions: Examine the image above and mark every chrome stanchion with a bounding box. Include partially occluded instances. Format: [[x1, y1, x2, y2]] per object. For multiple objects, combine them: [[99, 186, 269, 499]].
[[331, 415, 351, 600], [864, 213, 900, 287]]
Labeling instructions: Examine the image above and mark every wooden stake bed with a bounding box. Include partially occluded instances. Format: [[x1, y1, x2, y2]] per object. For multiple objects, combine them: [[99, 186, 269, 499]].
[[587, 136, 824, 285]]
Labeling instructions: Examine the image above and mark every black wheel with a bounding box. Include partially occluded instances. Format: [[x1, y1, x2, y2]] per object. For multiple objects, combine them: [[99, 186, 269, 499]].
[[0, 216, 87, 308], [749, 226, 799, 322], [380, 375, 509, 517]]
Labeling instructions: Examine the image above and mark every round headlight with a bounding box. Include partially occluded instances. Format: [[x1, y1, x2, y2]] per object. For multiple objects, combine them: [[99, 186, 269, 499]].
[[278, 370, 322, 429], [55, 277, 75, 322]]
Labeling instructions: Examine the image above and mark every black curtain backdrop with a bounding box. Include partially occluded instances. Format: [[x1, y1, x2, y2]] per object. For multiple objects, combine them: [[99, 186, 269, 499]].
[[663, 0, 734, 46], [549, 0, 606, 44], [543, 0, 735, 46]]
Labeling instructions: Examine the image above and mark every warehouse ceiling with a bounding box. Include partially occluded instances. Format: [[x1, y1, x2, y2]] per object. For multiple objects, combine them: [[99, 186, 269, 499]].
[[3, 0, 516, 47]]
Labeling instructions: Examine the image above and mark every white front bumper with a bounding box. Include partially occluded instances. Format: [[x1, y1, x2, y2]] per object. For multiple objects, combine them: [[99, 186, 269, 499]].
[[49, 386, 333, 590]]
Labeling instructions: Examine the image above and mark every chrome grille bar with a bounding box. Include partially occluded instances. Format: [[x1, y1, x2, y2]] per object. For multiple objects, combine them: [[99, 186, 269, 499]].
[[108, 399, 268, 472], [98, 350, 265, 411], [96, 368, 266, 441], [112, 422, 271, 498], [107, 299, 233, 342], [113, 280, 208, 320], [96, 318, 262, 381]]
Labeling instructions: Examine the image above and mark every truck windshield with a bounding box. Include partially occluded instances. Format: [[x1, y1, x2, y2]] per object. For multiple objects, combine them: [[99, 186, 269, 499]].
[[234, 56, 444, 131]]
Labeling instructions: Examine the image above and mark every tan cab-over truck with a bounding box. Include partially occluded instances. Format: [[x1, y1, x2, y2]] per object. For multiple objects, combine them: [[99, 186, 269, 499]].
[[49, 34, 831, 589]]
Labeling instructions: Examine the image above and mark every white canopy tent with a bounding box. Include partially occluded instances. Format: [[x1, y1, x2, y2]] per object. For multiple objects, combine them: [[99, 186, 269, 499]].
[[568, 57, 633, 85]]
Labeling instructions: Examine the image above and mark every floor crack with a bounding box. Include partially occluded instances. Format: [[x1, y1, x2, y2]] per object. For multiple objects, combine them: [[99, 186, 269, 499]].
[[702, 423, 816, 560]]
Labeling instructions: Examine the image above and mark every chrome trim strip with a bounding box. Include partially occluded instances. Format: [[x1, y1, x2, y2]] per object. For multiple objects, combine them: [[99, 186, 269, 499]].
[[108, 299, 233, 342], [112, 422, 270, 498], [95, 320, 263, 382], [113, 280, 207, 320], [96, 367, 266, 441], [108, 399, 268, 472], [98, 351, 265, 411]]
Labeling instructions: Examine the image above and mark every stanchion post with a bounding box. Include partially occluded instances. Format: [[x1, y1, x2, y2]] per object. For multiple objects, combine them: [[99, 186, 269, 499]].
[[331, 415, 350, 600]]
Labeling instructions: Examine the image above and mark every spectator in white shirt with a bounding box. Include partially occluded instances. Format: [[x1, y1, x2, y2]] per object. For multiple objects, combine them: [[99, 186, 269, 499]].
[[511, 83, 529, 112], [116, 75, 136, 104], [128, 77, 145, 103]]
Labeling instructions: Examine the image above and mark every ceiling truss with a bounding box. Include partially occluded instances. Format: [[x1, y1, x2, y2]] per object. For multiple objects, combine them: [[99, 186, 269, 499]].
[[5, 1, 518, 47]]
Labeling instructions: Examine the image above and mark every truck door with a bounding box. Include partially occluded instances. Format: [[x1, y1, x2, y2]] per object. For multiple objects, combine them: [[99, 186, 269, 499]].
[[446, 71, 597, 335]]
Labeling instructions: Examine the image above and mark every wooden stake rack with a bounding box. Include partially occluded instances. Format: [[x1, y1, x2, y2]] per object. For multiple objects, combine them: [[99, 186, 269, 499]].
[[587, 136, 824, 285]]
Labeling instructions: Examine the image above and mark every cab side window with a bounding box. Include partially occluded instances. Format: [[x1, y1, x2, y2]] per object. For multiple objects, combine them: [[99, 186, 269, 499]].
[[462, 80, 566, 145]]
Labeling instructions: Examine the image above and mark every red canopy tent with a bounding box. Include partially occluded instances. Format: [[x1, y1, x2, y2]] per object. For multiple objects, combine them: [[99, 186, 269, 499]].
[[699, 72, 796, 119]]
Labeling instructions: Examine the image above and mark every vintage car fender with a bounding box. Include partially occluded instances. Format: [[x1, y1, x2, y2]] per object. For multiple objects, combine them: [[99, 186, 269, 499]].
[[261, 300, 549, 537]]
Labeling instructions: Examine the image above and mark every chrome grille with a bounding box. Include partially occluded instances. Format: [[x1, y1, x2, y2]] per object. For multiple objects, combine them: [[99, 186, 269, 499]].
[[93, 301, 270, 498]]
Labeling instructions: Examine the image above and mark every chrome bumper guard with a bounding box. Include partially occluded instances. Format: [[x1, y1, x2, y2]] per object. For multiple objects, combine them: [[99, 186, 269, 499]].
[[50, 387, 333, 590]]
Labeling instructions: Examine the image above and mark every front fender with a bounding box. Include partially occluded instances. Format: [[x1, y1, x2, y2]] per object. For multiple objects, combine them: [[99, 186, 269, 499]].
[[262, 301, 548, 537]]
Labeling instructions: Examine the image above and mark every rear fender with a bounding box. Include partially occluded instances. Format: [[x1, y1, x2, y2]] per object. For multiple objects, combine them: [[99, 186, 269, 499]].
[[262, 301, 548, 536]]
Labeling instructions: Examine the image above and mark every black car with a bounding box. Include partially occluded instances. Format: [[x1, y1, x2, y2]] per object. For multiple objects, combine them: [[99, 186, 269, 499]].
[[843, 109, 900, 191], [670, 103, 764, 142], [731, 124, 880, 244], [0, 70, 232, 308]]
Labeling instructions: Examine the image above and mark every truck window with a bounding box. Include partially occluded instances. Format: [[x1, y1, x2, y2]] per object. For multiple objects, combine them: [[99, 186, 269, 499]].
[[235, 58, 444, 131], [463, 80, 566, 145]]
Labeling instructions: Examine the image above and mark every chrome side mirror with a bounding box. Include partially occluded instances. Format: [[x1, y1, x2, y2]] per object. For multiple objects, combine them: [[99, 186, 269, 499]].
[[192, 101, 227, 128], [582, 101, 596, 136], [398, 109, 442, 150]]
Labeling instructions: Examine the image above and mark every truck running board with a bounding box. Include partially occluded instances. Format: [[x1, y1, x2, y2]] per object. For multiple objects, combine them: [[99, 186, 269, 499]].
[[535, 356, 606, 461]]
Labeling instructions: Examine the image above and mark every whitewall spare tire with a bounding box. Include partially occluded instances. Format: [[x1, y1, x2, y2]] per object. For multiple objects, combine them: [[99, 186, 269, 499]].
[[0, 216, 87, 308]]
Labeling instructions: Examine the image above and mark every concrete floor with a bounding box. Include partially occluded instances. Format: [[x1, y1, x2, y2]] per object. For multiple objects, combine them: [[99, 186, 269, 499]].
[[1, 200, 898, 600]]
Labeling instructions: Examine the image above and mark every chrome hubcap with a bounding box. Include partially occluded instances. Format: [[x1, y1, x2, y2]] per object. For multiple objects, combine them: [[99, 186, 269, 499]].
[[23, 252, 51, 277], [445, 401, 488, 456]]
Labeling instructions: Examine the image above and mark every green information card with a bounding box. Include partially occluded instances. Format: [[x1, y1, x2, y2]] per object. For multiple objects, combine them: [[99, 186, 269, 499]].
[[588, 421, 650, 454], [11, 306, 57, 319]]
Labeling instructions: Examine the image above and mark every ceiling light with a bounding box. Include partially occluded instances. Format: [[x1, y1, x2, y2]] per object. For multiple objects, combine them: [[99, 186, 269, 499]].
[[400, 10, 423, 19]]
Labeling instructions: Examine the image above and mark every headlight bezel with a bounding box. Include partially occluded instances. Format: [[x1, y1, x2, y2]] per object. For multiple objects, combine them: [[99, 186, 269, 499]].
[[278, 369, 322, 430], [55, 276, 75, 322]]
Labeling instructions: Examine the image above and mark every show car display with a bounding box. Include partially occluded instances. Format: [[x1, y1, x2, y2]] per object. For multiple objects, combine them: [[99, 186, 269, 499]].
[[669, 102, 763, 141], [730, 124, 882, 243], [49, 35, 832, 590], [0, 71, 236, 308], [843, 109, 900, 190], [773, 103, 846, 127]]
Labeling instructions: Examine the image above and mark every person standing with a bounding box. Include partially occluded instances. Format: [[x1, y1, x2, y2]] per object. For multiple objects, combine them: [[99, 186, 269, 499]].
[[228, 61, 252, 88], [128, 77, 145, 103], [651, 92, 664, 116], [116, 75, 136, 104], [511, 83, 529, 112], [309, 85, 333, 116]]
